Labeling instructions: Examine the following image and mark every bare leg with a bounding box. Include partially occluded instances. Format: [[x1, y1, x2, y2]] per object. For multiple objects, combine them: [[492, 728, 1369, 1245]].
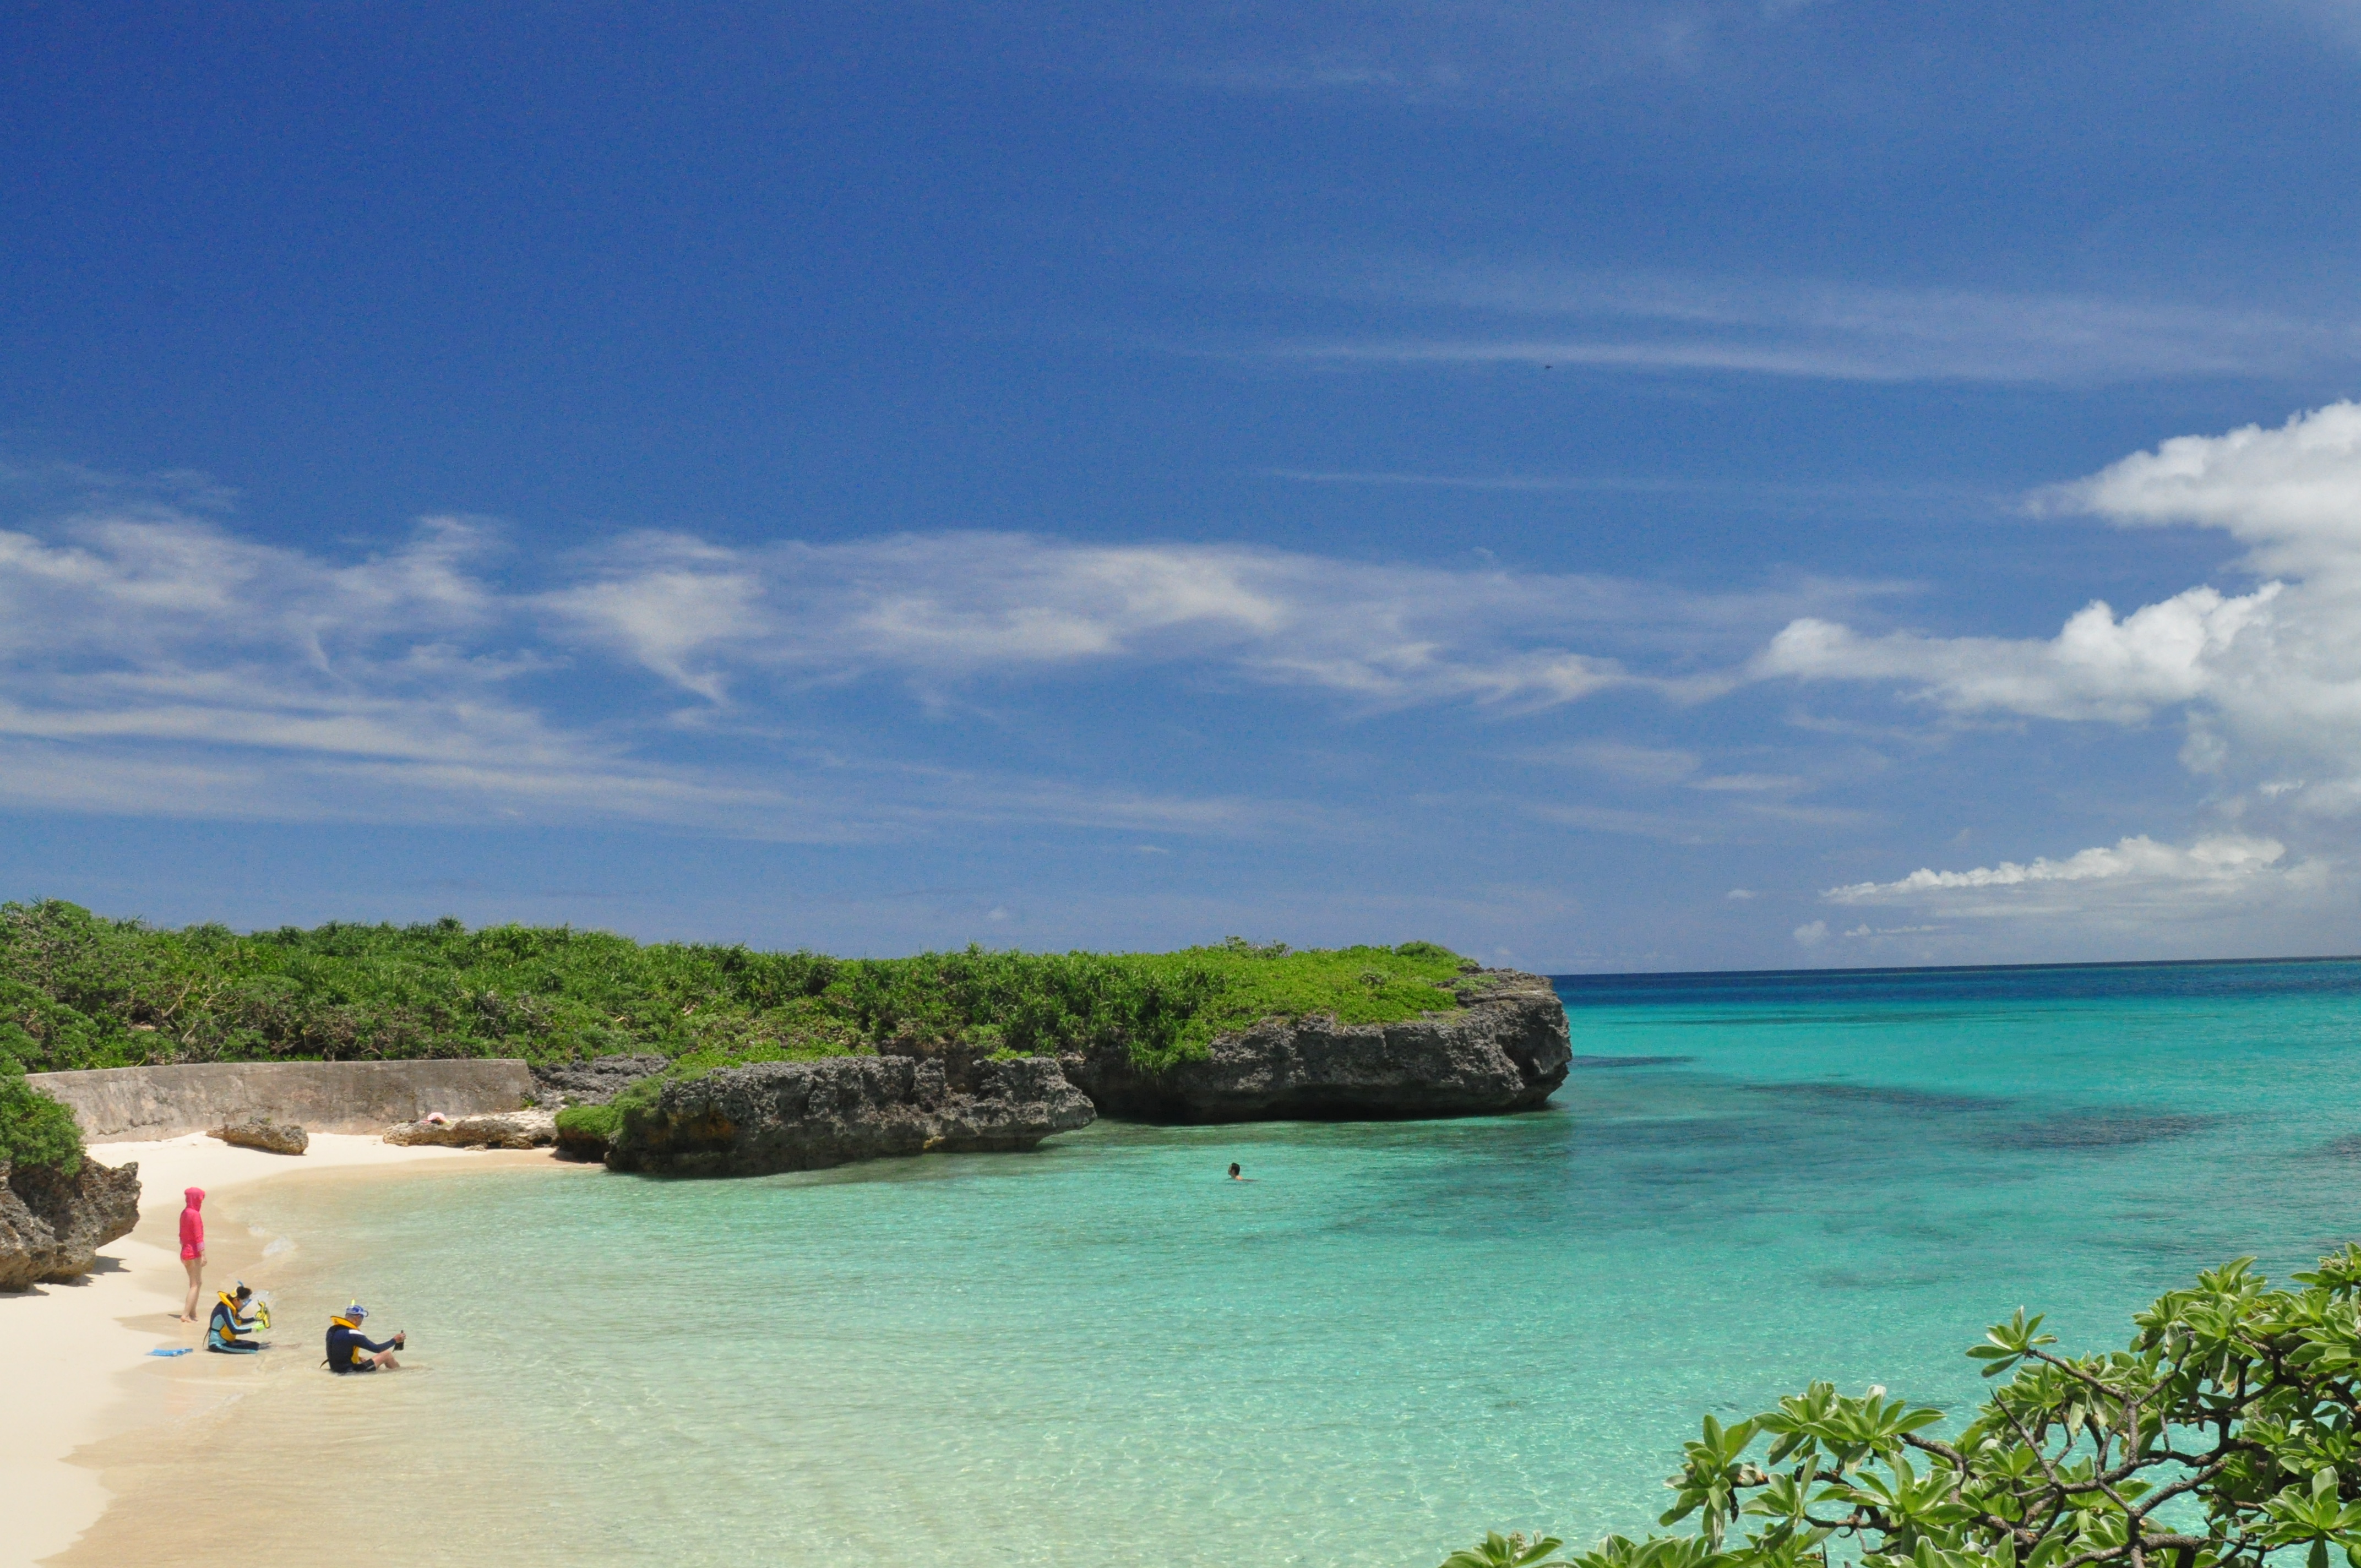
[[181, 1256, 203, 1322], [372, 1352, 401, 1370]]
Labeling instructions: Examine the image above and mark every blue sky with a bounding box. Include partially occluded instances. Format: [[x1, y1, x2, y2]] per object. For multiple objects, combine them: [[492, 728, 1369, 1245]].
[[6, 2, 2361, 970]]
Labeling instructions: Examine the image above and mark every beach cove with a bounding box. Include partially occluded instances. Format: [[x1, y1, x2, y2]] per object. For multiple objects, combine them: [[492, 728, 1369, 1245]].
[[18, 959, 2361, 1566], [2, 1135, 578, 1566]]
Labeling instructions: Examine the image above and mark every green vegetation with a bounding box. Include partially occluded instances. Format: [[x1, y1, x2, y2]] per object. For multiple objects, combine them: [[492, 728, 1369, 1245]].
[[1455, 1250, 2361, 1568], [0, 900, 1471, 1077], [553, 1101, 622, 1145], [0, 1058, 82, 1175]]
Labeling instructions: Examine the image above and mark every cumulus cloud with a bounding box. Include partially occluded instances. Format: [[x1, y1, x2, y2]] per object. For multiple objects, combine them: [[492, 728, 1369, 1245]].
[[1758, 585, 2281, 725], [1827, 835, 2292, 906], [1739, 403, 2361, 932], [1762, 403, 2361, 799]]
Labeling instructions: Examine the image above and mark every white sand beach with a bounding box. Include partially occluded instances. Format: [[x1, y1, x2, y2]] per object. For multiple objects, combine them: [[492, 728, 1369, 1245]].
[[1, 1134, 574, 1568]]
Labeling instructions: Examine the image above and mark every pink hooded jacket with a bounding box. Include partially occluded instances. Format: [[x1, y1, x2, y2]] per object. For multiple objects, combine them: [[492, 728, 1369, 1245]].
[[178, 1188, 204, 1261]]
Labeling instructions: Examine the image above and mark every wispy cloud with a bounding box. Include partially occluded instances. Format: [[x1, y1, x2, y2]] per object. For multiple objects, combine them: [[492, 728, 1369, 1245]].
[[1266, 268, 2349, 385], [1063, 0, 1810, 102], [541, 530, 1882, 705], [0, 492, 1849, 835]]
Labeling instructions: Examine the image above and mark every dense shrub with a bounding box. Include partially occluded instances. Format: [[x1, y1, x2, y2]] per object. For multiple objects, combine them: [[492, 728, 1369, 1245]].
[[0, 901, 1472, 1076], [0, 1055, 82, 1175]]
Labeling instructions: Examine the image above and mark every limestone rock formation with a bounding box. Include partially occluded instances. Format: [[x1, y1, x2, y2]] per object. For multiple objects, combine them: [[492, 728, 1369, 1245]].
[[530, 1053, 668, 1107], [605, 1054, 1095, 1178], [1059, 967, 1571, 1123], [210, 1115, 309, 1155], [383, 1108, 557, 1148], [0, 1157, 142, 1291]]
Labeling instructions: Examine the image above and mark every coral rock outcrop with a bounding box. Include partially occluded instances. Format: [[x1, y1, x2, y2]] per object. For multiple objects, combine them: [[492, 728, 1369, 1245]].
[[605, 1054, 1095, 1178], [530, 1053, 668, 1107], [0, 1157, 141, 1291], [1059, 968, 1571, 1123]]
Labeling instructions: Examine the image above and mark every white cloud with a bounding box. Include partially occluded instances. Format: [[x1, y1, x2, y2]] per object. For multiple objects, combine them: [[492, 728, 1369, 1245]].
[[1827, 834, 2292, 907], [1792, 919, 1827, 946], [1065, 0, 1813, 102], [1742, 403, 2361, 934], [544, 530, 1835, 710], [1758, 585, 2282, 725], [1511, 741, 1811, 794], [0, 497, 1818, 836], [1273, 270, 2347, 385], [1762, 403, 2361, 802]]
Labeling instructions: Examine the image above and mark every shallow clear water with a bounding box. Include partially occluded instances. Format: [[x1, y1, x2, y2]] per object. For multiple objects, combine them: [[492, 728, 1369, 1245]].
[[236, 959, 2361, 1567]]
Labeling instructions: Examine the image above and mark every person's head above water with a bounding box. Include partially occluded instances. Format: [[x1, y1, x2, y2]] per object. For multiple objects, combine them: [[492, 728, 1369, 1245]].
[[1227, 1163, 1241, 1179]]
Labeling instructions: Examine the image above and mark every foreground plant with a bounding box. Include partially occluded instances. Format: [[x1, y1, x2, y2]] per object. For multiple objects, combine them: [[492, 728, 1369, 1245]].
[[1456, 1250, 2361, 1568]]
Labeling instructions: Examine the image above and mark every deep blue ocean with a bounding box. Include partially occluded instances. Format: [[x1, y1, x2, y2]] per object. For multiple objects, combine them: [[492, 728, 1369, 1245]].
[[234, 958, 2361, 1567]]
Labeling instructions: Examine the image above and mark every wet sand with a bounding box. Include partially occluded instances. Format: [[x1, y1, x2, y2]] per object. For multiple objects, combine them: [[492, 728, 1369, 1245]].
[[3, 1134, 580, 1567]]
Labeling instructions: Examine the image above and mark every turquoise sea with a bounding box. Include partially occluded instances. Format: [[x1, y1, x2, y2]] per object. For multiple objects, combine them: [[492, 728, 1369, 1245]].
[[236, 959, 2361, 1567]]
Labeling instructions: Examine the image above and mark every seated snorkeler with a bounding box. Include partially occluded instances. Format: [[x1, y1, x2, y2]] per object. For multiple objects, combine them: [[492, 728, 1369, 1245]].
[[324, 1303, 405, 1373], [205, 1282, 268, 1354]]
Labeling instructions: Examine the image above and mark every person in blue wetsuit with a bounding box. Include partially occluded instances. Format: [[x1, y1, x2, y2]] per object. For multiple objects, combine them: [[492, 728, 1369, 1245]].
[[205, 1283, 266, 1353], [324, 1303, 405, 1373]]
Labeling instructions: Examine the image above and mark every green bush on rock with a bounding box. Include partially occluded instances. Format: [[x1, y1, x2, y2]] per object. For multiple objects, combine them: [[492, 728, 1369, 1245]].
[[0, 900, 1473, 1079], [553, 1102, 621, 1144], [1455, 1250, 2361, 1568]]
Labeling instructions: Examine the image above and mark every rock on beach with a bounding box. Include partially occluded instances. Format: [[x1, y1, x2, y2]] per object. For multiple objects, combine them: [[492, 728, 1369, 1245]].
[[383, 1108, 558, 1148], [210, 1115, 309, 1155], [0, 1157, 141, 1291]]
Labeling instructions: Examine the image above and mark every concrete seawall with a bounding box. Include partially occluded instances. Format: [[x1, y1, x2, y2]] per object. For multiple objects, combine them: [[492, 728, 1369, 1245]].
[[27, 1059, 538, 1140]]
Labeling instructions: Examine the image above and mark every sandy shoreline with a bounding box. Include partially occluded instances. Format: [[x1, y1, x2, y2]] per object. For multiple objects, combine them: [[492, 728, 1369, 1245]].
[[2, 1133, 575, 1568]]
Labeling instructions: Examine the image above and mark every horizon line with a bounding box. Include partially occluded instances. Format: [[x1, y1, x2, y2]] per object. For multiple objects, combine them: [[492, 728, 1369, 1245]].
[[1548, 952, 2361, 985]]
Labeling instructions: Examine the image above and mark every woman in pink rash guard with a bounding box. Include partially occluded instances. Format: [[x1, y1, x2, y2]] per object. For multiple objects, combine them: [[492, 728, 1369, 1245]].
[[179, 1187, 205, 1323]]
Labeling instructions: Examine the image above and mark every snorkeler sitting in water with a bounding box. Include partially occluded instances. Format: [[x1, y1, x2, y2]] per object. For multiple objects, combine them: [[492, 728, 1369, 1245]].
[[206, 1283, 267, 1354], [324, 1304, 405, 1373]]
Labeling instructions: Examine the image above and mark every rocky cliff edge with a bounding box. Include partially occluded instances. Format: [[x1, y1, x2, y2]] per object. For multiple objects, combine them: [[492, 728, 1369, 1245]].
[[1060, 967, 1571, 1123], [604, 1054, 1095, 1178]]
